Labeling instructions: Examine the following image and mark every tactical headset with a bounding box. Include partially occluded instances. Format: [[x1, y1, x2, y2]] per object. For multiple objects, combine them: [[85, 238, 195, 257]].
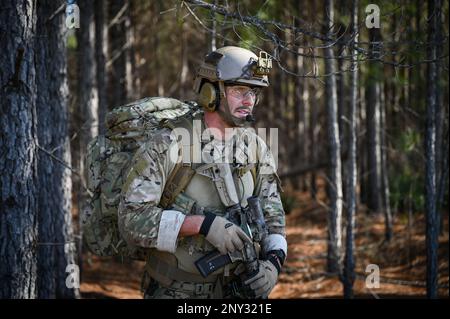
[[198, 81, 221, 112]]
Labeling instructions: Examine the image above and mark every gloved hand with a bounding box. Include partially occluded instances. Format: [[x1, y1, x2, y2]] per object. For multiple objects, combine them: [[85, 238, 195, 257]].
[[199, 212, 251, 255], [242, 259, 279, 299]]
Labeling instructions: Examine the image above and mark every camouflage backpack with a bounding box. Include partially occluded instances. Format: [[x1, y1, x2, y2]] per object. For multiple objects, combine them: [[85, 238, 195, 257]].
[[83, 97, 199, 260]]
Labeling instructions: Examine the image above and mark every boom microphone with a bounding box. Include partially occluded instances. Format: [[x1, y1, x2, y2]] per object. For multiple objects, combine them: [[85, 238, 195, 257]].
[[245, 114, 255, 122]]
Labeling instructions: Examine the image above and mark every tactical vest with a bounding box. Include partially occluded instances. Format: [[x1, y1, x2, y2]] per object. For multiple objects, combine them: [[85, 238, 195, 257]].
[[146, 112, 259, 281]]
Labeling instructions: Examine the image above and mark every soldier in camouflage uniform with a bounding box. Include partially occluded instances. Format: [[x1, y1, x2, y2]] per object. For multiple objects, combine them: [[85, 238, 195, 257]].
[[118, 46, 287, 299]]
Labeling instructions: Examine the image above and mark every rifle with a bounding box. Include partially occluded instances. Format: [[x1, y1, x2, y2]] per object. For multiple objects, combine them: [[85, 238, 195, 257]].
[[195, 195, 268, 279]]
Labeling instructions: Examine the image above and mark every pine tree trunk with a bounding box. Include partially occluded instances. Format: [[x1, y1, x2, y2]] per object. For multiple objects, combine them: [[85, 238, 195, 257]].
[[35, 0, 79, 299], [309, 0, 318, 199], [434, 0, 445, 235], [0, 0, 39, 298], [358, 84, 368, 206], [108, 0, 128, 105], [78, 0, 99, 140], [309, 75, 319, 199], [380, 82, 393, 241], [125, 0, 137, 101], [343, 0, 358, 299], [425, 0, 440, 299], [366, 27, 383, 214], [337, 40, 347, 204], [324, 0, 343, 274], [337, 42, 346, 152], [76, 0, 99, 278], [210, 0, 217, 52], [96, 0, 109, 134], [293, 2, 309, 191], [179, 20, 189, 98]]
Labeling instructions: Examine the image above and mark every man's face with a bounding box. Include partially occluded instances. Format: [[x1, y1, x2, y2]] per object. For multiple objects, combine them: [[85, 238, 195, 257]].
[[224, 85, 259, 118]]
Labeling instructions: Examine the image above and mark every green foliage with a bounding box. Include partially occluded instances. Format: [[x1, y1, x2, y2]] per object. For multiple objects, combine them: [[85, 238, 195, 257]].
[[398, 127, 421, 152], [67, 32, 77, 50], [338, 14, 351, 27], [253, 0, 284, 21], [389, 128, 425, 213], [391, 71, 409, 87], [175, 1, 185, 27], [233, 24, 261, 49], [390, 166, 425, 214]]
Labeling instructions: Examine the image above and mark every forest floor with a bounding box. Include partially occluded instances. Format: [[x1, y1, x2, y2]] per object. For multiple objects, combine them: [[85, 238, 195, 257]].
[[80, 183, 449, 299]]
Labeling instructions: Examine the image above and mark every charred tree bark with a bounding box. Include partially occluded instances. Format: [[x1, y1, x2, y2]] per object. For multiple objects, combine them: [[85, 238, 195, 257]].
[[0, 0, 39, 298], [425, 0, 441, 299], [434, 0, 446, 235], [35, 0, 79, 299], [76, 0, 99, 278]]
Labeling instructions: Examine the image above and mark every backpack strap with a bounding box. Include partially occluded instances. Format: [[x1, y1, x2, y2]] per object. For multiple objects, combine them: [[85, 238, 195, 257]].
[[158, 113, 199, 209], [159, 162, 195, 209], [250, 165, 257, 185], [158, 111, 259, 210]]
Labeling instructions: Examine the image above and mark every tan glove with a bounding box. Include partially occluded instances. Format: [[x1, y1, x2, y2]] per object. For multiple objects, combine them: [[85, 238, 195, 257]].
[[242, 260, 278, 299], [199, 212, 251, 255]]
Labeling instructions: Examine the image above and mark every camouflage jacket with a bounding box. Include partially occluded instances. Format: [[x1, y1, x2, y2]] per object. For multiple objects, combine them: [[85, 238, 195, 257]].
[[117, 112, 286, 264]]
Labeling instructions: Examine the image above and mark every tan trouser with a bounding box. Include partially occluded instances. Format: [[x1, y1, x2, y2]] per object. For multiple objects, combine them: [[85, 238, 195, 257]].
[[142, 274, 237, 299]]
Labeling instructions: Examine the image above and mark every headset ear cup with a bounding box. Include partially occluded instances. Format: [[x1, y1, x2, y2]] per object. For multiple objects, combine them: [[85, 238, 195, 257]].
[[198, 82, 217, 112]]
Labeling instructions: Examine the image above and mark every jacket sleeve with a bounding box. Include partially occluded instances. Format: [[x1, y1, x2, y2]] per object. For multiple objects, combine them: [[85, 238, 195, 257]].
[[253, 136, 286, 238], [118, 129, 182, 251]]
